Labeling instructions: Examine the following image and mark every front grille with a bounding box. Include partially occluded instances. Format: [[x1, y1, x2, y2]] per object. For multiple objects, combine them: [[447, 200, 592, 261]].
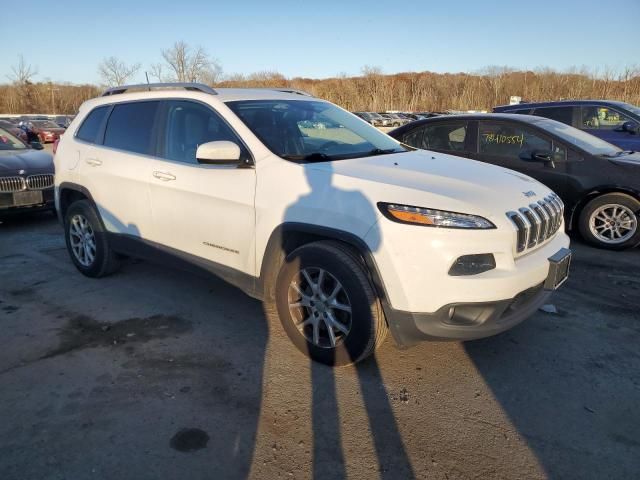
[[26, 174, 54, 190], [0, 176, 26, 193], [507, 194, 564, 253]]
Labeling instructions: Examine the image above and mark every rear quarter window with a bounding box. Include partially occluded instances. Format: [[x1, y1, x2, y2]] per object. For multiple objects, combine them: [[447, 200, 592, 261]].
[[76, 106, 110, 143]]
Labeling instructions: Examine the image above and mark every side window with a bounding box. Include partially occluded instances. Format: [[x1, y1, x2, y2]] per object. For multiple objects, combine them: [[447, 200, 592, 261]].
[[533, 106, 574, 125], [163, 100, 244, 164], [402, 127, 426, 149], [76, 106, 109, 144], [479, 122, 551, 158], [423, 122, 467, 152], [104, 101, 160, 155], [581, 106, 632, 130]]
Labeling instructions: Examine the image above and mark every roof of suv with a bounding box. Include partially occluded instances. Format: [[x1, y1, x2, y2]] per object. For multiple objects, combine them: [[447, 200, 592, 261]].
[[79, 84, 322, 113], [494, 99, 630, 111]]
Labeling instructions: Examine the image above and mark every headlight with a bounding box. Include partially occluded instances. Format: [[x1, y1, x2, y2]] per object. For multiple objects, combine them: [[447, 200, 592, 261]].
[[378, 203, 495, 229]]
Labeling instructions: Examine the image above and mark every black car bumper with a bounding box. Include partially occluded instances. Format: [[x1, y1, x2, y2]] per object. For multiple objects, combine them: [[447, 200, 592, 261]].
[[0, 187, 55, 215], [385, 283, 551, 347]]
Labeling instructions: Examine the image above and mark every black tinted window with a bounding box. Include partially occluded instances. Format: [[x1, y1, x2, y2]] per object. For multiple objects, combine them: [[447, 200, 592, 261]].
[[533, 106, 573, 125], [402, 123, 467, 152], [424, 122, 467, 152], [76, 106, 109, 143], [402, 127, 425, 148], [104, 101, 159, 154], [479, 122, 551, 158], [162, 100, 242, 164]]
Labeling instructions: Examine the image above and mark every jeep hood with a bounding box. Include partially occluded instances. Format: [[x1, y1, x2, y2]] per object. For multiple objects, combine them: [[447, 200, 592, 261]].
[[313, 150, 552, 215]]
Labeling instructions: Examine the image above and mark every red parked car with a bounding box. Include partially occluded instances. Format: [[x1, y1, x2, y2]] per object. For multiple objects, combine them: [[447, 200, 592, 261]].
[[30, 120, 66, 143]]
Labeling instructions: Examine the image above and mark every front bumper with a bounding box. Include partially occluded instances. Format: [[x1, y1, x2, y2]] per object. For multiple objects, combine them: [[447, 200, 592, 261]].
[[0, 188, 55, 214], [385, 282, 551, 346]]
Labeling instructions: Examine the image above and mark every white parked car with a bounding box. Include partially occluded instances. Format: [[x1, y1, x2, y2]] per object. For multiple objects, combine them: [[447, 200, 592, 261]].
[[54, 83, 571, 366]]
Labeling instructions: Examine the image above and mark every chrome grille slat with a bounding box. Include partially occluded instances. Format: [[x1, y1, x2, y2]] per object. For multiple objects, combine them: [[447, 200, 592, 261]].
[[0, 176, 26, 193], [538, 200, 555, 240], [26, 174, 54, 190], [506, 194, 565, 254], [520, 207, 539, 248]]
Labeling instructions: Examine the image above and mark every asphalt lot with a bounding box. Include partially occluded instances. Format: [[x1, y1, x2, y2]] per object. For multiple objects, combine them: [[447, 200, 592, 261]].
[[0, 213, 639, 480]]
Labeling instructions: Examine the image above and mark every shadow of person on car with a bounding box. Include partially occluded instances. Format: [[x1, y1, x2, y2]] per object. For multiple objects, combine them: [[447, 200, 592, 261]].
[[278, 163, 416, 478]]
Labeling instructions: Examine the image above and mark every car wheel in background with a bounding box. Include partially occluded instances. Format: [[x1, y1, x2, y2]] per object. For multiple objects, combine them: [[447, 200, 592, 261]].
[[272, 241, 388, 366], [64, 200, 121, 277], [579, 193, 640, 250]]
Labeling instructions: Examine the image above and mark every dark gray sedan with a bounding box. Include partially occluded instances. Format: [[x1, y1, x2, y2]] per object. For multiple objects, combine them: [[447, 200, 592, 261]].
[[0, 128, 55, 216]]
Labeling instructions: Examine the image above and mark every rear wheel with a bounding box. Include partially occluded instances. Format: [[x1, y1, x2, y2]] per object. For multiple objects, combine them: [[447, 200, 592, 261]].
[[271, 241, 387, 366], [64, 200, 120, 277], [578, 193, 640, 250]]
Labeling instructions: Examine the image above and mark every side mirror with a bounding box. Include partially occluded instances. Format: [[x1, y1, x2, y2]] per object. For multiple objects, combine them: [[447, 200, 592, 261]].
[[196, 141, 241, 165], [620, 121, 639, 134], [30, 141, 44, 150]]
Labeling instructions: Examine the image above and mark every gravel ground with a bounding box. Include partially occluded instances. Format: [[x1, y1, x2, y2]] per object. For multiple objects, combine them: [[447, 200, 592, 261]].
[[0, 213, 638, 480]]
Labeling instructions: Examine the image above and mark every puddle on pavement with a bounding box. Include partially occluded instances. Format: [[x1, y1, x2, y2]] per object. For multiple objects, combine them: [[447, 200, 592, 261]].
[[170, 428, 210, 452], [42, 314, 192, 359]]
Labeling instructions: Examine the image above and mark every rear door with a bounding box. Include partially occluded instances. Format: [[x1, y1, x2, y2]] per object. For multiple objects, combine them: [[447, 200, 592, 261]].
[[400, 120, 472, 158], [146, 99, 256, 276], [532, 106, 577, 127], [579, 105, 637, 150], [77, 101, 159, 238], [472, 120, 570, 197]]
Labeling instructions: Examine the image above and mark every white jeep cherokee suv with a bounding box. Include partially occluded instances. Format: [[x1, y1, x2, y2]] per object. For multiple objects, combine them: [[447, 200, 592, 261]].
[[55, 83, 571, 366]]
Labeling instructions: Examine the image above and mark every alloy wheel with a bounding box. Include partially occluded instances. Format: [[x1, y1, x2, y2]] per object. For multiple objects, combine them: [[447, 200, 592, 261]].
[[589, 204, 638, 244], [69, 214, 97, 266], [288, 267, 352, 349]]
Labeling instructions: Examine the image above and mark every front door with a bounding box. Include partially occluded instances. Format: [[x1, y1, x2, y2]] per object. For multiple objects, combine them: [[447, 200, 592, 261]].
[[147, 99, 256, 276], [473, 120, 570, 199], [580, 105, 639, 151]]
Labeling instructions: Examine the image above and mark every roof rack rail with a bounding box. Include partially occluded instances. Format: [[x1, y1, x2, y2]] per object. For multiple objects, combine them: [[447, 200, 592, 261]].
[[267, 88, 314, 97], [101, 82, 217, 97]]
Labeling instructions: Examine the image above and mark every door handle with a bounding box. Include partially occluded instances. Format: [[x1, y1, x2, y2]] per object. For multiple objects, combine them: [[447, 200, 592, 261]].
[[85, 157, 102, 166], [153, 171, 176, 181]]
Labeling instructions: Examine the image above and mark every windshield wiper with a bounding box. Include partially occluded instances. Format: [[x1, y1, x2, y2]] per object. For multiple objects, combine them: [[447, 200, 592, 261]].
[[281, 152, 335, 162], [603, 150, 635, 158], [368, 148, 402, 156]]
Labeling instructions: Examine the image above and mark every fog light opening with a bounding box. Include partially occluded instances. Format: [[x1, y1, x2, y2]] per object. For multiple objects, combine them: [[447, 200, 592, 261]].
[[448, 254, 496, 276]]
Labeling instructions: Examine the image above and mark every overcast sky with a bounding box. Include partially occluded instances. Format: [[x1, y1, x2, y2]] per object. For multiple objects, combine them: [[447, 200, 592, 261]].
[[1, 0, 638, 85]]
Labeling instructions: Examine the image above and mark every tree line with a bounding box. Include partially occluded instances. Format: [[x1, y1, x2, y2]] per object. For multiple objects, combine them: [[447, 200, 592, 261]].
[[1, 47, 639, 115]]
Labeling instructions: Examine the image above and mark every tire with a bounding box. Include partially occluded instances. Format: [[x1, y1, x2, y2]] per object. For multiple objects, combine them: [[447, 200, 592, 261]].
[[578, 193, 640, 250], [64, 200, 120, 277], [270, 240, 387, 366]]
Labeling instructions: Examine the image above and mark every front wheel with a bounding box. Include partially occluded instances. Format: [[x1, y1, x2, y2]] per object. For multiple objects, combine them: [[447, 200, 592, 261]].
[[64, 200, 120, 277], [272, 241, 387, 366], [578, 193, 640, 250]]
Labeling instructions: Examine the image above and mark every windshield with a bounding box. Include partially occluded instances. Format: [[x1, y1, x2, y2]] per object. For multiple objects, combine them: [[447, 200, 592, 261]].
[[534, 118, 622, 156], [617, 102, 640, 117], [226, 100, 407, 161], [0, 128, 27, 150]]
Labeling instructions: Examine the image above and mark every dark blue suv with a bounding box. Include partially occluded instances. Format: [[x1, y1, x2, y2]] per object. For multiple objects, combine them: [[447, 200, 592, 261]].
[[493, 100, 640, 151]]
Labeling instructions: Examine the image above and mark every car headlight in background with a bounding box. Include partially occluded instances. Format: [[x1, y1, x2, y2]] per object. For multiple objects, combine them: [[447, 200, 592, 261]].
[[378, 203, 495, 229]]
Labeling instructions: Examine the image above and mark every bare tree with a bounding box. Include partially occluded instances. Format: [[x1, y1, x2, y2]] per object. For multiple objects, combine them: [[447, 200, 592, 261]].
[[159, 41, 222, 84], [8, 55, 38, 84], [98, 57, 141, 87]]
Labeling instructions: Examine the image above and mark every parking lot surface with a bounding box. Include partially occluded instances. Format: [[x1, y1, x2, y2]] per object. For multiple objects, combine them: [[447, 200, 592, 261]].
[[0, 214, 638, 480]]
